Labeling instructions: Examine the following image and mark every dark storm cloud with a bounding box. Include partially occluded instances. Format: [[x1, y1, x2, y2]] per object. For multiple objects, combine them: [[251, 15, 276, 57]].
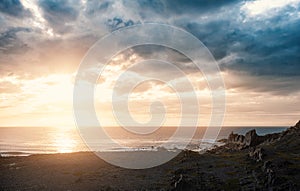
[[161, 0, 240, 14], [219, 11, 300, 78], [38, 0, 79, 34], [231, 22, 300, 77], [0, 27, 31, 54], [174, 4, 300, 79], [133, 0, 241, 17], [0, 0, 31, 17], [106, 17, 137, 31], [181, 19, 232, 60], [117, 0, 300, 95]]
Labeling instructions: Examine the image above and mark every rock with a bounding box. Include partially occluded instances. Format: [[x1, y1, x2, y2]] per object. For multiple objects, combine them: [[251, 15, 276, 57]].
[[227, 132, 245, 145], [288, 120, 300, 132], [227, 129, 263, 149], [226, 128, 285, 149], [262, 133, 281, 143], [249, 147, 264, 162], [245, 130, 261, 147], [217, 138, 227, 143]]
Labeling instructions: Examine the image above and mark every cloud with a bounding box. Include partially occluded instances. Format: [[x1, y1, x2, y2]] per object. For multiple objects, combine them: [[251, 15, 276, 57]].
[[217, 12, 300, 78], [0, 0, 300, 126], [224, 71, 300, 95], [101, 45, 200, 85], [38, 0, 80, 34], [84, 0, 111, 16], [0, 27, 31, 54], [241, 0, 300, 16], [0, 81, 21, 93], [161, 0, 241, 14], [0, 0, 31, 17], [96, 0, 300, 95], [130, 45, 195, 74], [106, 17, 136, 31], [132, 0, 241, 17], [169, 2, 300, 95]]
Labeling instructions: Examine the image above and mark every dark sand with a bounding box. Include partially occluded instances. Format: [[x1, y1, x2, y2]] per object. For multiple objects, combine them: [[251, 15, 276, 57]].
[[0, 151, 180, 190]]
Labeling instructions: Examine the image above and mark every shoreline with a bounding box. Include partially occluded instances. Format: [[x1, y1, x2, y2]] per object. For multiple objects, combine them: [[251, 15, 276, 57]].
[[1, 126, 287, 158], [1, 123, 299, 190], [0, 141, 225, 158]]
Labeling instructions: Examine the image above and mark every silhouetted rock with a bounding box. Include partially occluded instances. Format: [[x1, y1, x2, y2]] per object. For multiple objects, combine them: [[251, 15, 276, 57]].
[[227, 128, 285, 150], [227, 131, 245, 147], [245, 129, 261, 146]]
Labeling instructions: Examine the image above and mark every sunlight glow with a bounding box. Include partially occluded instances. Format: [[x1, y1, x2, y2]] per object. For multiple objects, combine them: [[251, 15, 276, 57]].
[[242, 0, 300, 16], [20, 0, 55, 37], [53, 130, 77, 153]]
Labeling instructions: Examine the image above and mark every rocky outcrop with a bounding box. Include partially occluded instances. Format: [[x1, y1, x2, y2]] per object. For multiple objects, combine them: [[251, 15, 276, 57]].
[[226, 121, 300, 164], [228, 132, 245, 145], [245, 129, 262, 146], [227, 128, 283, 149], [227, 129, 265, 149], [174, 120, 300, 190], [295, 120, 300, 128], [286, 120, 300, 133]]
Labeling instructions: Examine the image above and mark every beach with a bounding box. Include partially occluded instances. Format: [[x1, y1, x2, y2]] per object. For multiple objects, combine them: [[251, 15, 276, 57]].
[[1, 122, 300, 190]]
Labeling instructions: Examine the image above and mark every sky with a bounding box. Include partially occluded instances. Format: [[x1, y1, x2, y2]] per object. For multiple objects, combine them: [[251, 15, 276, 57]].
[[0, 0, 300, 127]]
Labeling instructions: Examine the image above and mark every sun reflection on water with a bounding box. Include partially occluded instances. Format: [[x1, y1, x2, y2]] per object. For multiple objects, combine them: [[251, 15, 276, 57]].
[[53, 129, 78, 153]]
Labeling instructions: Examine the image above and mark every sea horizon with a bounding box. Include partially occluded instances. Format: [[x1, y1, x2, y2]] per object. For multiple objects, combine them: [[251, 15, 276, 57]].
[[0, 126, 287, 157]]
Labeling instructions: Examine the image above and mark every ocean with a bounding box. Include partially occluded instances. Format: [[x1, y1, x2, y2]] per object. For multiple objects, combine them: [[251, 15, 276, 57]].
[[0, 126, 287, 157]]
